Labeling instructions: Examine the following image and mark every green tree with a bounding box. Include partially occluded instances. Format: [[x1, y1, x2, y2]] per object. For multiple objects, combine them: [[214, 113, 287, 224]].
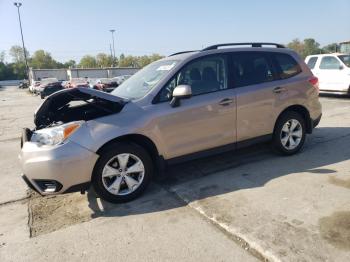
[[10, 62, 26, 79], [322, 43, 339, 53], [79, 55, 97, 68], [0, 51, 5, 63], [137, 55, 151, 67], [30, 50, 57, 69], [63, 59, 77, 68], [8, 45, 29, 79], [287, 39, 304, 56], [96, 53, 113, 67], [303, 38, 321, 57], [119, 55, 138, 67], [0, 62, 15, 80], [287, 38, 322, 58], [9, 45, 29, 63]]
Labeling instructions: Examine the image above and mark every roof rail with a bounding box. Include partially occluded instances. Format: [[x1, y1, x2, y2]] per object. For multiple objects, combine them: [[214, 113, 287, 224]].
[[169, 50, 198, 57], [202, 42, 285, 51]]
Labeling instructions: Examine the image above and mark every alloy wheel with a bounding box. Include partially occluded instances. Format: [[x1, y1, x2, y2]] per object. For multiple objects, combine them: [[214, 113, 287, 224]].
[[280, 119, 303, 150], [101, 153, 145, 196]]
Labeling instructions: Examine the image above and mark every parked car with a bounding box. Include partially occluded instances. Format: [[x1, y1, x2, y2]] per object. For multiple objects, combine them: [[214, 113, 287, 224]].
[[34, 78, 58, 95], [20, 42, 322, 203], [40, 81, 64, 99], [18, 80, 29, 89], [29, 81, 41, 93], [91, 78, 118, 92], [112, 75, 131, 86], [65, 78, 90, 88], [305, 53, 350, 95]]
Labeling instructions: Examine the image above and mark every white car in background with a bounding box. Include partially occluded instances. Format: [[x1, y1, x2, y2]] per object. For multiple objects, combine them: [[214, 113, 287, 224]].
[[29, 81, 40, 93], [305, 53, 350, 95], [112, 75, 131, 85]]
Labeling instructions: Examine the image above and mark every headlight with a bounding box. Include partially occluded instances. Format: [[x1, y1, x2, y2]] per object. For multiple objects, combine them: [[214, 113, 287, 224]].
[[31, 121, 83, 146]]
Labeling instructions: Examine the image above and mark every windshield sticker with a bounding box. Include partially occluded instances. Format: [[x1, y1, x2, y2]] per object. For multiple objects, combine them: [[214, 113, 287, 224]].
[[156, 62, 176, 71]]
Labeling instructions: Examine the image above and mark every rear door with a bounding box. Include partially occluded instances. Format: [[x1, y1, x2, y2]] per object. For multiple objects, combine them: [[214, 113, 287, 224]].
[[231, 52, 281, 142], [231, 51, 303, 143]]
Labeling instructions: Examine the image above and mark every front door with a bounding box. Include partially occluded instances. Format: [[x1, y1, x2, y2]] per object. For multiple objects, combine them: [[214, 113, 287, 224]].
[[148, 54, 236, 159], [314, 56, 345, 91]]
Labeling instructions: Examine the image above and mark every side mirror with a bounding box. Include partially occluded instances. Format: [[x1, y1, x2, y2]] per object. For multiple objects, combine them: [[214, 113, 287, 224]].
[[339, 65, 344, 70], [170, 85, 192, 107]]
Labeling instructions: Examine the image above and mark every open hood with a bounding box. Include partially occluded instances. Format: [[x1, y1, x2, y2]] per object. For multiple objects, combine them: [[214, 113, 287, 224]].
[[34, 87, 127, 129]]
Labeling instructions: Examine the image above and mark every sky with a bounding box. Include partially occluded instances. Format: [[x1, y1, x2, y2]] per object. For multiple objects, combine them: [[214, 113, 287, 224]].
[[0, 0, 349, 63]]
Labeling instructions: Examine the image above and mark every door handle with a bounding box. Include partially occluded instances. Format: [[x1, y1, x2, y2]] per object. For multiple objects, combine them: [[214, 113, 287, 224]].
[[273, 87, 286, 93], [219, 98, 233, 106]]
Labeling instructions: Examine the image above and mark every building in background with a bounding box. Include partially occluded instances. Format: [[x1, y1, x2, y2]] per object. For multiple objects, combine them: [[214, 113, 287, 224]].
[[340, 41, 350, 53]]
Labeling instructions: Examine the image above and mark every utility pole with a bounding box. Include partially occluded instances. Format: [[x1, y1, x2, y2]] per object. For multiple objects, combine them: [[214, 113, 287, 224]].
[[109, 29, 116, 67], [109, 44, 113, 67], [14, 2, 29, 81]]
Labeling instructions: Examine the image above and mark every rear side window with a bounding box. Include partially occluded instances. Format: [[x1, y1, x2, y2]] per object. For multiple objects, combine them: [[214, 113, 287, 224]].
[[319, 56, 341, 69], [230, 52, 274, 88], [307, 57, 318, 69], [273, 53, 302, 79]]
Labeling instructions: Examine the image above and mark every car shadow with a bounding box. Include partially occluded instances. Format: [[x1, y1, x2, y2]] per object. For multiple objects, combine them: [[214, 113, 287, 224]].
[[86, 126, 350, 218]]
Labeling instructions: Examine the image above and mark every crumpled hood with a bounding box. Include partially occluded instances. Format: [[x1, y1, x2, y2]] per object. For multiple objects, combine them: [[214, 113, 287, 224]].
[[34, 87, 127, 128]]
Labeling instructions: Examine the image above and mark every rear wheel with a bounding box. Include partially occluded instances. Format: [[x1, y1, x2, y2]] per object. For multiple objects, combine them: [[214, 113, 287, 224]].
[[92, 142, 153, 203], [272, 111, 306, 155]]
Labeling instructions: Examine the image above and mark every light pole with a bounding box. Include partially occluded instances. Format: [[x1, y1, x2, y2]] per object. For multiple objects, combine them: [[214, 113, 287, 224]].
[[109, 29, 116, 67], [14, 2, 29, 80]]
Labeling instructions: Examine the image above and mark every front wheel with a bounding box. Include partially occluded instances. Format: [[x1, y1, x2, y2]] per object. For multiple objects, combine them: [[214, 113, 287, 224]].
[[92, 142, 153, 203], [272, 111, 306, 155]]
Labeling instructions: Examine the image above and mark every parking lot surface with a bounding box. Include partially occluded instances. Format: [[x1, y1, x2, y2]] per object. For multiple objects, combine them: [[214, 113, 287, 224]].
[[0, 86, 349, 261]]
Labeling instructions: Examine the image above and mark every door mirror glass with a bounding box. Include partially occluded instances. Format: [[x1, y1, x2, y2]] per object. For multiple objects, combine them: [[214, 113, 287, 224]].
[[170, 85, 192, 107]]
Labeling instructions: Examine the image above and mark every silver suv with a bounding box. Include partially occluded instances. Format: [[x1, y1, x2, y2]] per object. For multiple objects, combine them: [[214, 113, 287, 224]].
[[20, 43, 322, 203]]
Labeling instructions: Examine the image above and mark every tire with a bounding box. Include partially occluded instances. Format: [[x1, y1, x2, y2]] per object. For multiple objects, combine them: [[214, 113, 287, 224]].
[[92, 142, 153, 203], [272, 111, 306, 155]]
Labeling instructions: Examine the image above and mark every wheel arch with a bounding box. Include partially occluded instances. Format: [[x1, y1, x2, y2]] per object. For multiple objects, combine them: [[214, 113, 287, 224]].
[[274, 105, 312, 134], [96, 134, 164, 176]]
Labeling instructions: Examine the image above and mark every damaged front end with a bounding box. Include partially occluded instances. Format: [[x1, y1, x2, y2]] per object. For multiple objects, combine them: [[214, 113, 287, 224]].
[[34, 87, 127, 130], [22, 88, 127, 146]]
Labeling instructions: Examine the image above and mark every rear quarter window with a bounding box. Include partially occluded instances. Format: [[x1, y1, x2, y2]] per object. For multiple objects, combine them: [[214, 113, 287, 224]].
[[306, 57, 318, 69], [273, 53, 302, 79]]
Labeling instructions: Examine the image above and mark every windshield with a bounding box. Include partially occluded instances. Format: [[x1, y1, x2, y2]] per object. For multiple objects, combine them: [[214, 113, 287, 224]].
[[338, 55, 350, 67], [111, 59, 178, 100]]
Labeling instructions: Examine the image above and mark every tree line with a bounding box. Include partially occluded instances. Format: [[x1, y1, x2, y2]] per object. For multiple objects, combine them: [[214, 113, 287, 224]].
[[0, 38, 340, 80], [0, 46, 164, 80]]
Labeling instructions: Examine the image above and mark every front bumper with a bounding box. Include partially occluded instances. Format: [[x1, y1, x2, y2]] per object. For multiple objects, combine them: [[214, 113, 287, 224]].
[[19, 135, 99, 195]]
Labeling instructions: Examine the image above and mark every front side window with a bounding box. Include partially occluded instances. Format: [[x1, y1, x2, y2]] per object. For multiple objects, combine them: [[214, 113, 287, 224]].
[[307, 57, 318, 69], [231, 52, 274, 88], [273, 53, 302, 79], [112, 59, 178, 100], [158, 55, 228, 102], [319, 56, 341, 70], [338, 55, 350, 67]]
